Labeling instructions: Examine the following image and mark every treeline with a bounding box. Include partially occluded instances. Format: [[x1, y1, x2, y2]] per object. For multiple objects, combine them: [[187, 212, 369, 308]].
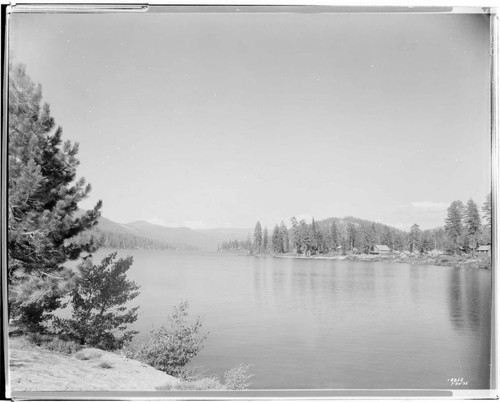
[[249, 217, 409, 256], [219, 238, 252, 251], [221, 217, 409, 255], [442, 195, 491, 253], [74, 228, 172, 250], [221, 194, 491, 256], [407, 195, 491, 254]]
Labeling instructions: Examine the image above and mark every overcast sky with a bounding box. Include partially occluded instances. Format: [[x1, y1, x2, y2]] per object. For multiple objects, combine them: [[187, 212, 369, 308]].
[[9, 10, 491, 230]]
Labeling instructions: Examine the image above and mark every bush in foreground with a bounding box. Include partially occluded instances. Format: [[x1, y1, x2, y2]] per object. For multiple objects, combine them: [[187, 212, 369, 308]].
[[28, 333, 82, 354], [223, 363, 254, 390], [156, 364, 254, 390], [137, 301, 208, 378]]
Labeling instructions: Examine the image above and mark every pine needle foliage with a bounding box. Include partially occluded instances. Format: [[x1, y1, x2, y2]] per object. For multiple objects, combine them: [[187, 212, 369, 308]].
[[55, 252, 140, 350], [8, 63, 102, 330], [464, 198, 482, 252], [444, 200, 465, 253]]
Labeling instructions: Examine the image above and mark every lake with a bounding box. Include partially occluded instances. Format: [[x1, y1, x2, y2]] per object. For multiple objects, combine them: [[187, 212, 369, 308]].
[[92, 249, 491, 390]]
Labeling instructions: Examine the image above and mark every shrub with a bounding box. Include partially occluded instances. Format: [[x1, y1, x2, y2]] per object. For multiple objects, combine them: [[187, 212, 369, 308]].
[[156, 363, 255, 390], [75, 348, 103, 360], [98, 360, 114, 369], [120, 344, 139, 360], [44, 338, 81, 354], [29, 332, 55, 346], [137, 301, 208, 378], [157, 377, 225, 391], [28, 333, 81, 354], [54, 252, 140, 351], [223, 363, 254, 390]]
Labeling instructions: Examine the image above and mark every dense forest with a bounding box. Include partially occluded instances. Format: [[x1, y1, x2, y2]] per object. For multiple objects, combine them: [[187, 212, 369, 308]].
[[74, 227, 172, 250], [220, 196, 491, 256]]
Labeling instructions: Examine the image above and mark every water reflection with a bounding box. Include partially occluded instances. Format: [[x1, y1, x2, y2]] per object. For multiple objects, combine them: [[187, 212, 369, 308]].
[[112, 250, 493, 389], [252, 259, 410, 317], [447, 268, 491, 333]]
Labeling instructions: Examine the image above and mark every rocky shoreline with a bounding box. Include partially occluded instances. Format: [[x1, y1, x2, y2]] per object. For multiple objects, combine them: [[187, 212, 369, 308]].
[[252, 251, 492, 270]]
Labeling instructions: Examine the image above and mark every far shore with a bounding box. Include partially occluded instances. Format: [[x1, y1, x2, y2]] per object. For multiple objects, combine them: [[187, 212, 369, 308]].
[[222, 250, 491, 270]]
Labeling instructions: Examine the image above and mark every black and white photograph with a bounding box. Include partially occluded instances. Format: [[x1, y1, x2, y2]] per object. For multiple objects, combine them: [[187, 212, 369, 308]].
[[4, 4, 496, 397]]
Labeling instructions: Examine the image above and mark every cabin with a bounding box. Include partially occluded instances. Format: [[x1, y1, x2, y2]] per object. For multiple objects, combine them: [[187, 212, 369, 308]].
[[477, 245, 491, 254], [371, 245, 391, 255]]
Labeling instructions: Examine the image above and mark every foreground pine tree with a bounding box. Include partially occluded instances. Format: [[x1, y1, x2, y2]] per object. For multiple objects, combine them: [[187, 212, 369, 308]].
[[8, 63, 102, 331], [54, 252, 140, 350]]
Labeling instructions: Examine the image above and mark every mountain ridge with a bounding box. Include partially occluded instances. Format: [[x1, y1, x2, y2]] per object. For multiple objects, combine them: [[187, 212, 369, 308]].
[[77, 212, 251, 251]]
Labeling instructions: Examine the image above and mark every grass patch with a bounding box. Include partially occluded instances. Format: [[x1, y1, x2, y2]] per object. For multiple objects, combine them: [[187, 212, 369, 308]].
[[75, 348, 103, 360]]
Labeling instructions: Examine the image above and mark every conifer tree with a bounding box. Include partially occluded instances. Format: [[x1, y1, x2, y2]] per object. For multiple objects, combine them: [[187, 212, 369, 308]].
[[482, 192, 492, 228], [8, 64, 102, 330], [297, 220, 311, 255], [272, 225, 283, 253], [263, 227, 269, 252], [279, 221, 289, 253], [329, 221, 340, 253], [54, 252, 139, 350], [480, 193, 492, 245], [420, 232, 433, 252], [362, 223, 377, 254], [381, 226, 394, 250], [408, 223, 421, 253], [290, 217, 300, 253], [444, 200, 464, 253], [347, 223, 357, 251], [310, 218, 321, 254], [254, 221, 262, 252], [464, 198, 482, 253]]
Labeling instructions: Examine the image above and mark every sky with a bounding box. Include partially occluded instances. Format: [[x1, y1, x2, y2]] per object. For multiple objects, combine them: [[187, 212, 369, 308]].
[[9, 10, 491, 230]]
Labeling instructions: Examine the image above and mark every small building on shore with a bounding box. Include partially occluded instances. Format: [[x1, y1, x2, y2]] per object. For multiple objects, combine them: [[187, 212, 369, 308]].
[[477, 245, 491, 254], [371, 245, 391, 255]]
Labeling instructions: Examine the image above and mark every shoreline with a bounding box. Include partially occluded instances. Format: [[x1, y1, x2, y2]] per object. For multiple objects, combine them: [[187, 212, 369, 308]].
[[228, 251, 491, 270]]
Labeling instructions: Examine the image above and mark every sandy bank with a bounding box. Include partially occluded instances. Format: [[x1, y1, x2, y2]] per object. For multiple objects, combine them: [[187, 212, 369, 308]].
[[8, 336, 178, 392]]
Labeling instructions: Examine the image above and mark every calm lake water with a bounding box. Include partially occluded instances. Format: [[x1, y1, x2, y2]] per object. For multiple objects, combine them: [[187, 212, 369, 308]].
[[93, 249, 491, 390]]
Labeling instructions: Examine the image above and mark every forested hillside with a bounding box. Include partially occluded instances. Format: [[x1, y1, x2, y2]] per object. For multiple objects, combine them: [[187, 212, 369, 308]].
[[73, 214, 250, 251], [221, 196, 491, 257]]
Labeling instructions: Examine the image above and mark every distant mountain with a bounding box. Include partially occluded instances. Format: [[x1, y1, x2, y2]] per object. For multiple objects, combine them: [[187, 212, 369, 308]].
[[96, 216, 141, 236], [126, 221, 251, 251], [317, 216, 408, 236], [75, 210, 251, 251], [73, 215, 173, 250]]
